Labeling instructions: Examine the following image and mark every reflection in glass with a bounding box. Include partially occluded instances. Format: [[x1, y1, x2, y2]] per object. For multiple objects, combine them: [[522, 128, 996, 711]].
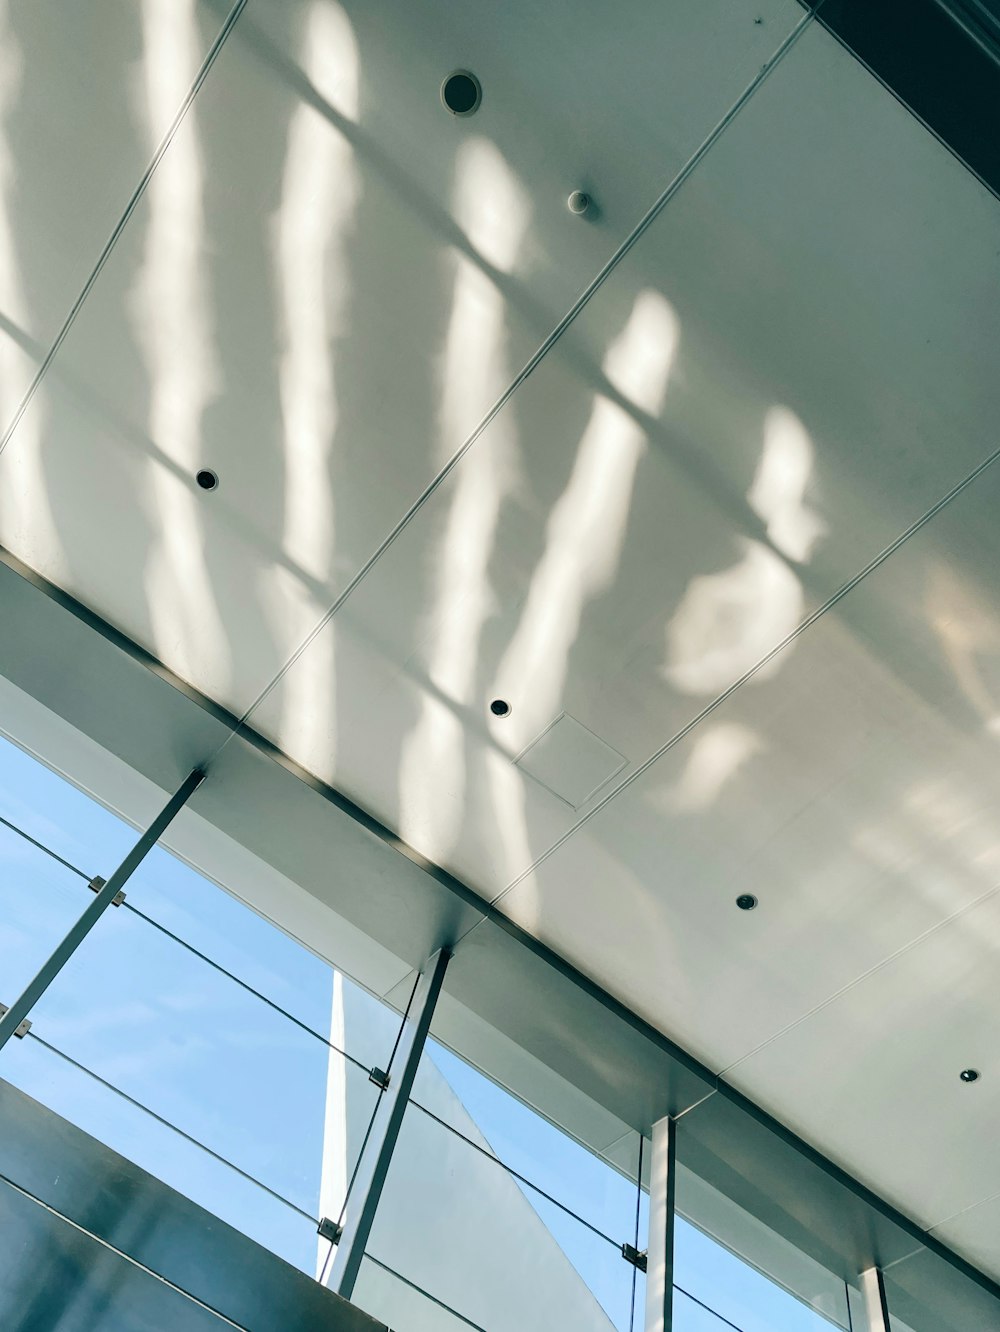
[[674, 1191, 849, 1332], [360, 1101, 635, 1332], [355, 1253, 487, 1331], [345, 1018, 649, 1332], [3, 1031, 319, 1268], [417, 1039, 641, 1243], [0, 735, 407, 1274]]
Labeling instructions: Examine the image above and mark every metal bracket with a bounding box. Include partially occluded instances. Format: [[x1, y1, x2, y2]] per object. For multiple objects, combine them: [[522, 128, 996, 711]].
[[89, 875, 125, 907], [621, 1242, 647, 1272], [368, 1066, 390, 1090], [317, 1216, 343, 1245], [0, 1003, 31, 1039]]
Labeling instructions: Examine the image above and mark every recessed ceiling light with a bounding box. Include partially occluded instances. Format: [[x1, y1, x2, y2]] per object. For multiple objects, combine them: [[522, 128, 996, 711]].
[[489, 698, 511, 718], [196, 468, 219, 492], [441, 70, 482, 116], [567, 190, 591, 216], [736, 894, 758, 911], [960, 1068, 980, 1083]]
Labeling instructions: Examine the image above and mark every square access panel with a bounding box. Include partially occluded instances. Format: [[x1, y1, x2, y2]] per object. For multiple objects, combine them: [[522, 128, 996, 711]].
[[514, 713, 627, 809]]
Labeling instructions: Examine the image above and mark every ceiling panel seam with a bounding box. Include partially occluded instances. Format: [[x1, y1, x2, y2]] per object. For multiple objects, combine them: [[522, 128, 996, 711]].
[[0, 0, 250, 459], [194, 2, 825, 776], [878, 1242, 928, 1272], [714, 877, 1000, 1078], [489, 440, 1000, 909], [929, 1186, 1000, 1233]]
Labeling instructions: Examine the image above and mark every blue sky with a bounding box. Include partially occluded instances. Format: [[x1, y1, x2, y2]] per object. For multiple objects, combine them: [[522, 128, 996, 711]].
[[0, 731, 848, 1330]]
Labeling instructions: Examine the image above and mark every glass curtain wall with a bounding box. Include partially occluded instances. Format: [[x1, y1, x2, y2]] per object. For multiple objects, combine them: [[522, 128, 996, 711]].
[[2, 722, 1000, 1332], [0, 730, 402, 1273], [351, 1021, 649, 1332], [672, 1164, 853, 1331]]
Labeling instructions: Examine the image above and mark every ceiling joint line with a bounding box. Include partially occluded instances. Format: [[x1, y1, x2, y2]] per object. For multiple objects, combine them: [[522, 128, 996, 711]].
[[879, 1243, 927, 1273], [199, 0, 824, 771], [714, 877, 1000, 1080], [672, 1087, 719, 1122], [929, 1188, 1000, 1234], [490, 438, 1000, 909], [0, 0, 249, 460]]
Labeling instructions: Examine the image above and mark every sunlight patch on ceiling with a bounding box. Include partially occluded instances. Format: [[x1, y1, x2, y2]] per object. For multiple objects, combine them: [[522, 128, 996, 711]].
[[664, 539, 803, 696], [0, 2, 60, 577], [135, 0, 229, 691], [269, 2, 360, 779], [397, 139, 529, 863], [276, 0, 359, 586], [748, 406, 826, 563], [665, 722, 762, 813], [496, 290, 679, 747]]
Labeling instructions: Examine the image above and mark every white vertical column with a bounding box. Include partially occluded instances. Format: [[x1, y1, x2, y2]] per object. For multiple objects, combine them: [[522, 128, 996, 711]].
[[644, 1115, 676, 1332], [860, 1267, 891, 1332]]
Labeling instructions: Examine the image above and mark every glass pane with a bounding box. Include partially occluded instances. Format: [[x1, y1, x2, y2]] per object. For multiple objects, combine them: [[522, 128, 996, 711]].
[[882, 1244, 1000, 1332], [0, 818, 414, 1277], [2, 1031, 319, 1272], [0, 818, 87, 996], [632, 1269, 647, 1332], [355, 1254, 484, 1332], [123, 841, 393, 1040], [0, 732, 136, 872], [360, 1100, 636, 1332], [26, 900, 382, 1215], [417, 1038, 642, 1246], [675, 1284, 745, 1330], [673, 1205, 849, 1332]]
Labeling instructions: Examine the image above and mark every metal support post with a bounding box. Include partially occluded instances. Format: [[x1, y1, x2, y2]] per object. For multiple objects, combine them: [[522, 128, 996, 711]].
[[645, 1114, 676, 1332], [860, 1266, 891, 1332], [326, 947, 450, 1301], [0, 768, 204, 1052]]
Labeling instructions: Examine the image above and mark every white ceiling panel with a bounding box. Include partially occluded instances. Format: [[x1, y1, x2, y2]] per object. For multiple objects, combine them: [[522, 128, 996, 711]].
[[932, 1194, 1000, 1284], [496, 454, 1000, 1075], [0, 0, 801, 720], [250, 19, 1000, 899], [0, 2, 228, 419], [722, 888, 1000, 1236]]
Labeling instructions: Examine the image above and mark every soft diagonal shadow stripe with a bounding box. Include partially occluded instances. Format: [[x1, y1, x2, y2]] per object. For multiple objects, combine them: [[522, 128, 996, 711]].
[[492, 438, 1000, 905], [0, 0, 249, 458], [206, 1, 825, 763]]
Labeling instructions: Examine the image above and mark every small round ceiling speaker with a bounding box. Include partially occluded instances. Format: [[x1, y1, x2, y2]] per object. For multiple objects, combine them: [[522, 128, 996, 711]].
[[196, 468, 219, 491], [441, 70, 482, 116], [960, 1068, 981, 1083], [736, 894, 758, 911], [489, 698, 511, 718]]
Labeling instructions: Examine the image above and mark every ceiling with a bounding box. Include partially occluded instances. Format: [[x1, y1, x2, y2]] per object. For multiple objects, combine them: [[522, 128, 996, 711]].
[[1, 0, 1000, 1289]]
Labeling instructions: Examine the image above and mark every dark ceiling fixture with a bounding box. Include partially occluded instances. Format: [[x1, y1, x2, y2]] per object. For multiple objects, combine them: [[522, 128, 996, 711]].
[[959, 1068, 981, 1083], [441, 70, 482, 116], [736, 894, 758, 911], [196, 469, 219, 492], [489, 698, 511, 718]]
